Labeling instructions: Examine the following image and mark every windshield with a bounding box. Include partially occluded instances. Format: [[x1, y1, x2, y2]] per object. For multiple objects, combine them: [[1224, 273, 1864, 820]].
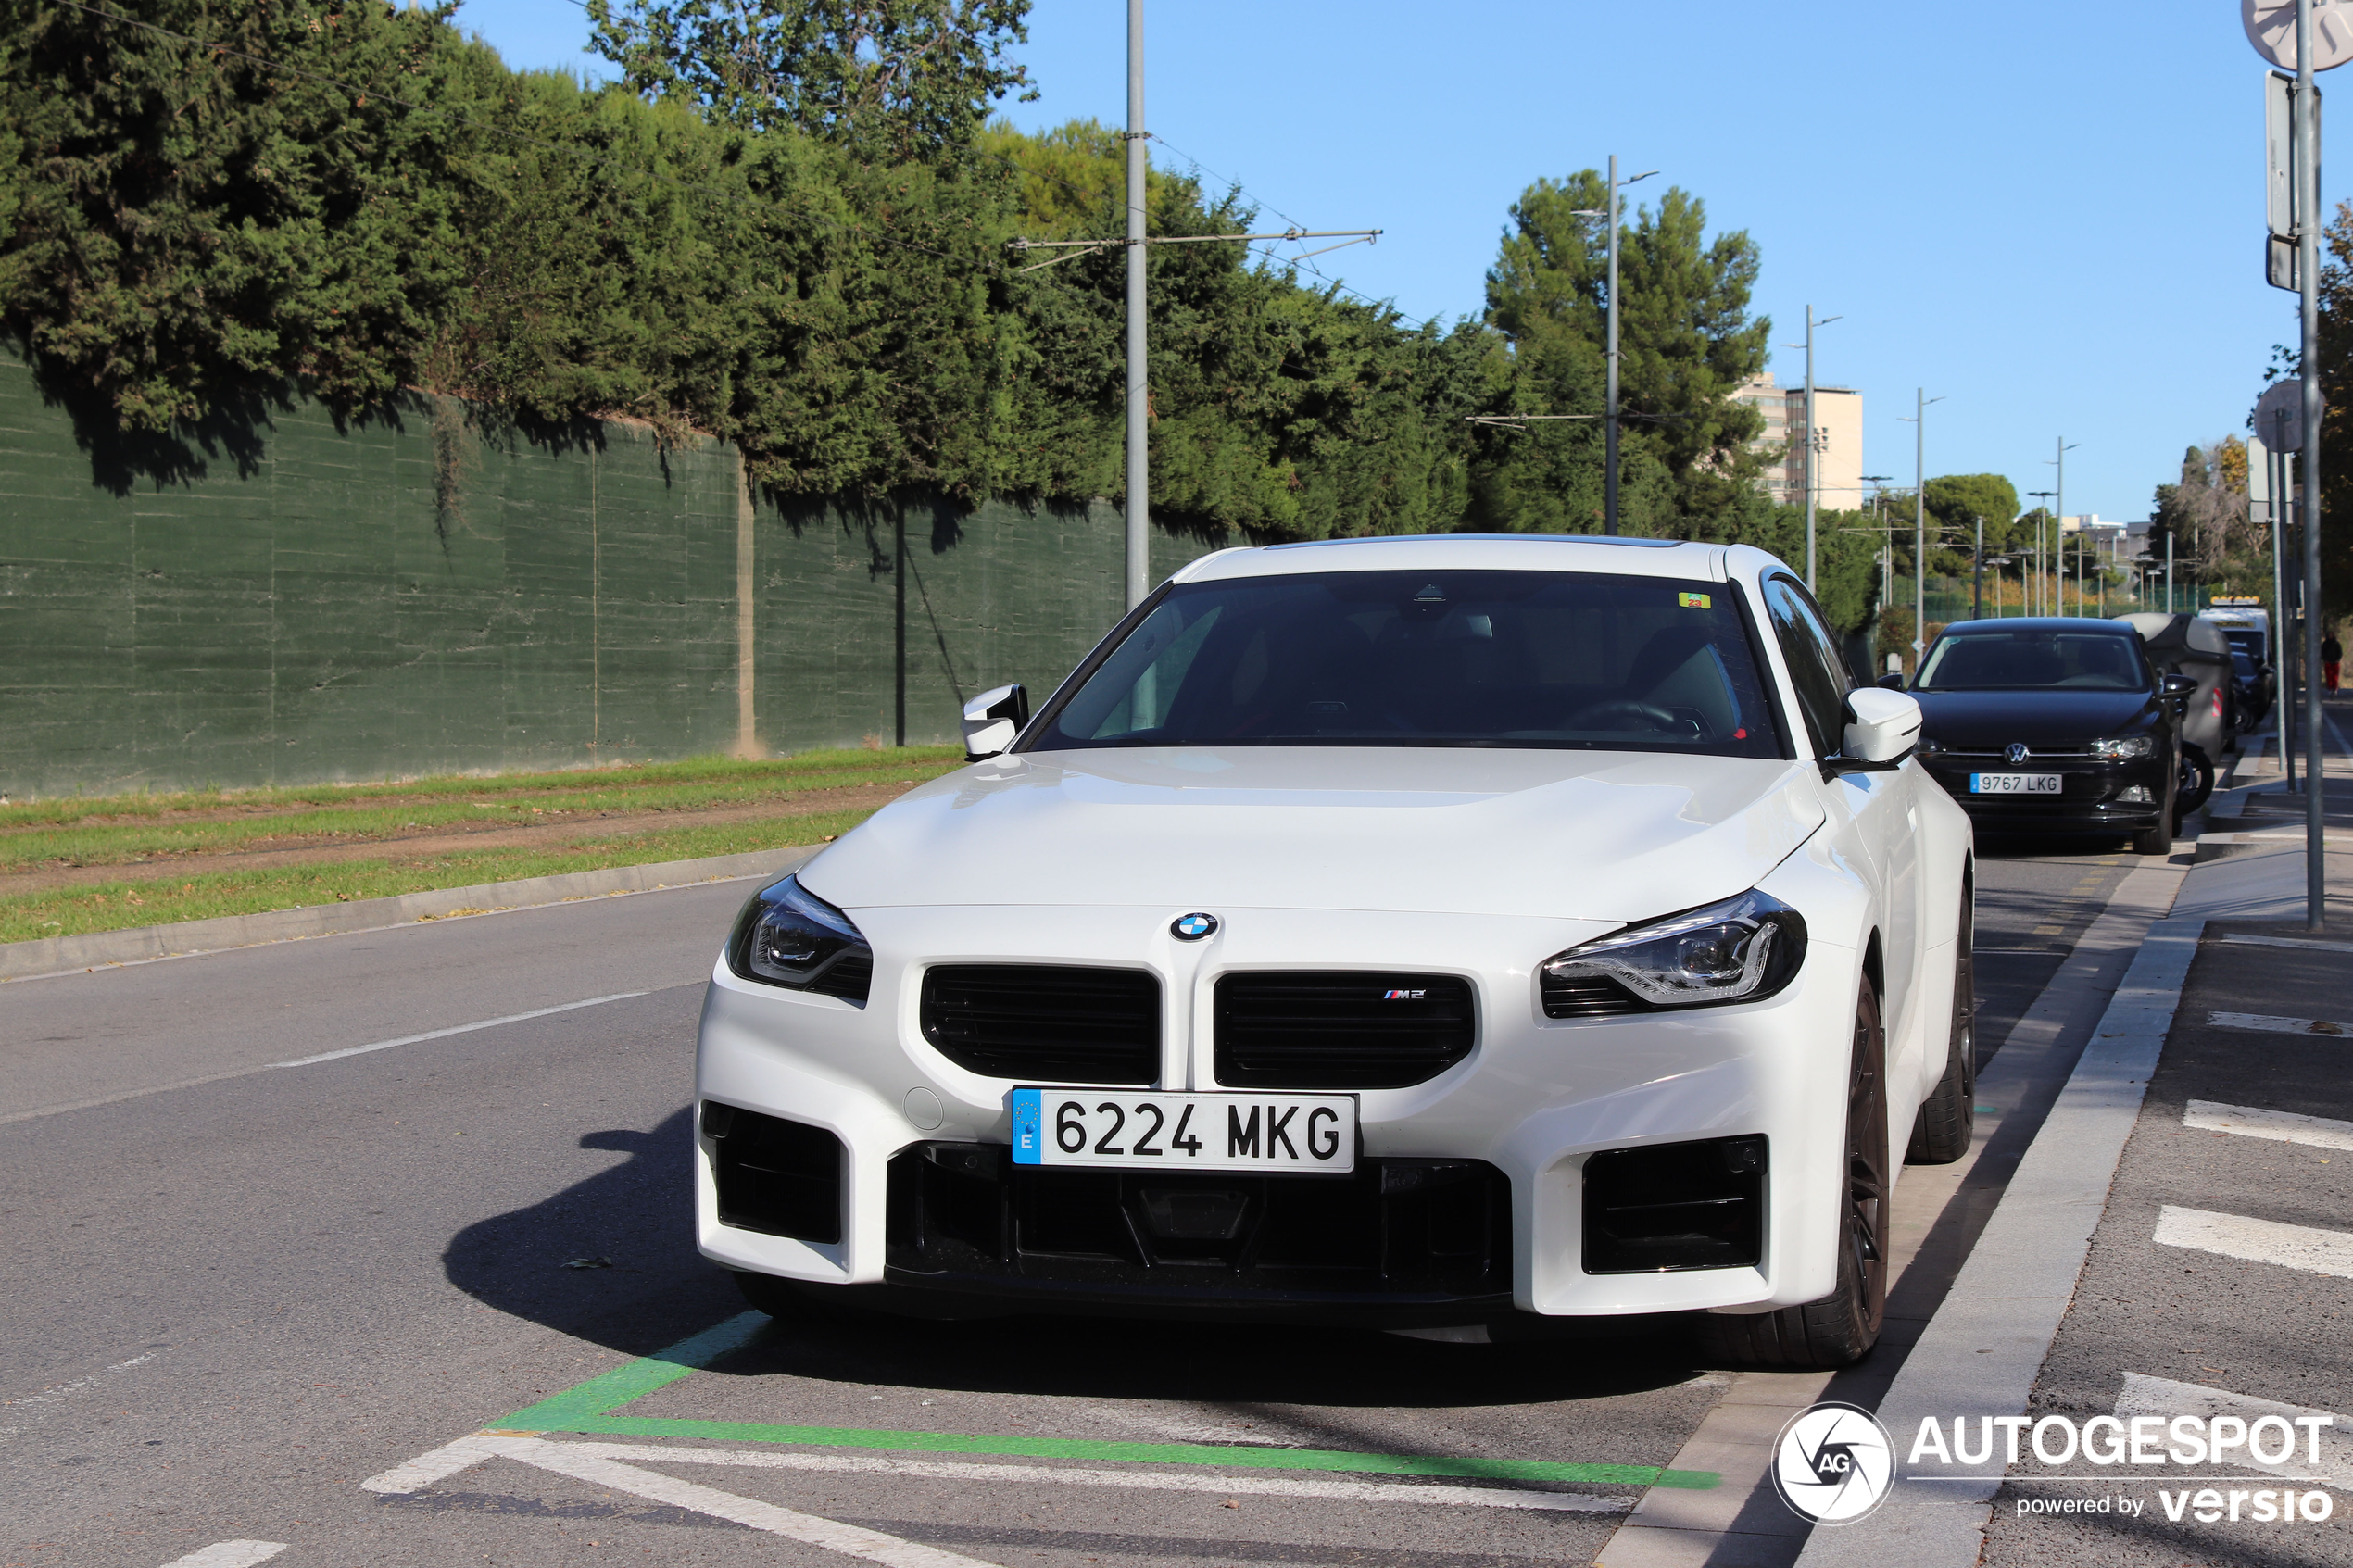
[[1027, 570, 1787, 756], [1916, 630, 2152, 692]]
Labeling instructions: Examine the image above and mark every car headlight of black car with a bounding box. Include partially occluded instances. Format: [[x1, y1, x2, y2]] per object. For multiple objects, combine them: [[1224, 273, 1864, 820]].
[[1541, 890, 1807, 1013], [1915, 736, 1946, 756], [728, 874, 874, 1004], [2089, 735, 2155, 759]]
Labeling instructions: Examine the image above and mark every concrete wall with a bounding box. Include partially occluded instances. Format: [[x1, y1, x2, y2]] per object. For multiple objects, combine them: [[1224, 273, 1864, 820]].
[[0, 355, 1217, 794]]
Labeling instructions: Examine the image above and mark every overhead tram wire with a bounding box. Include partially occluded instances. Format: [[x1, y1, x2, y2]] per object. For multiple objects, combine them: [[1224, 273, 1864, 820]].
[[547, 0, 1395, 311], [54, 0, 992, 275], [1148, 131, 1426, 320]]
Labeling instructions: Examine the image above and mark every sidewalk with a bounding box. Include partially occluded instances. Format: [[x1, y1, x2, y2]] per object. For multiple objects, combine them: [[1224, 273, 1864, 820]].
[[1795, 713, 2353, 1567]]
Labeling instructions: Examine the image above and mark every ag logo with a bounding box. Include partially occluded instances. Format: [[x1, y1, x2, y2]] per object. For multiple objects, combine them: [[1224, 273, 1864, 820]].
[[1768, 1401, 1893, 1524]]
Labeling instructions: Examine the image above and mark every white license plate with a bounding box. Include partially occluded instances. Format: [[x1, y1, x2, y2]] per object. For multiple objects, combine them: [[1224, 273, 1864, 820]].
[[1969, 772, 2061, 795], [1009, 1088, 1356, 1173]]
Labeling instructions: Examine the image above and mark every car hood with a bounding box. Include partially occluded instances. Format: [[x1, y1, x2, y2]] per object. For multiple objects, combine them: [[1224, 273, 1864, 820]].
[[799, 746, 1823, 923], [1912, 689, 2159, 747]]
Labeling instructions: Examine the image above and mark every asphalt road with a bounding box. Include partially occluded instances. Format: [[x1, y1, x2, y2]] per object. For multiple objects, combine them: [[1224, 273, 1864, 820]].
[[0, 832, 2154, 1568]]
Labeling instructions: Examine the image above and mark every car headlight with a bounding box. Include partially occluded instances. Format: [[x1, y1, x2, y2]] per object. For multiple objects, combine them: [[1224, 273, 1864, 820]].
[[1541, 890, 1807, 1015], [1915, 736, 1945, 756], [2090, 735, 2154, 759], [727, 874, 873, 1004]]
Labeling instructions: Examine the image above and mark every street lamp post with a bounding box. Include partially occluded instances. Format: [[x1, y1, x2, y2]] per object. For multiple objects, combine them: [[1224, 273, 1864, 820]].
[[1973, 515, 1985, 621], [1860, 474, 1894, 671], [2048, 438, 2081, 616], [1123, 0, 1148, 608], [2027, 491, 2057, 616], [1907, 390, 1945, 668], [1598, 157, 1655, 537], [1793, 307, 1841, 588]]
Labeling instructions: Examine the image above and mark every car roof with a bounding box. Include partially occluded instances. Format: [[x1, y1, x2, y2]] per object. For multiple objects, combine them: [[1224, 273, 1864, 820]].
[[1170, 534, 1744, 585], [1940, 618, 2137, 635]]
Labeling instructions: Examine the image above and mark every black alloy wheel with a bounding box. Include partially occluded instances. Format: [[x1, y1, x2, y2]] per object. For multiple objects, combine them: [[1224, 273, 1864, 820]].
[[2177, 744, 2214, 818], [1906, 880, 1977, 1164], [1696, 978, 1890, 1370]]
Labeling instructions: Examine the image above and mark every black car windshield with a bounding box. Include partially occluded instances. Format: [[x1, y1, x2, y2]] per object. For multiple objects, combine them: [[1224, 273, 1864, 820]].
[[1027, 570, 1786, 757], [1915, 630, 2151, 692]]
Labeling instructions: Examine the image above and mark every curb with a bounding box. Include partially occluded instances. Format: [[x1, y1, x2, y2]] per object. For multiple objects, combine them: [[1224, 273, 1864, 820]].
[[1792, 912, 2204, 1568], [0, 846, 818, 984]]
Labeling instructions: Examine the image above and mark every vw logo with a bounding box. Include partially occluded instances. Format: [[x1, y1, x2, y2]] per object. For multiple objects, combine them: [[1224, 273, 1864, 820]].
[[1171, 912, 1219, 941], [2005, 742, 2031, 765], [1769, 1401, 1894, 1524]]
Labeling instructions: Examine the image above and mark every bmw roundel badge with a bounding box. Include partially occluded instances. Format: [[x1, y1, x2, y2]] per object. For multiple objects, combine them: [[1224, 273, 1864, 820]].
[[1171, 912, 1219, 941]]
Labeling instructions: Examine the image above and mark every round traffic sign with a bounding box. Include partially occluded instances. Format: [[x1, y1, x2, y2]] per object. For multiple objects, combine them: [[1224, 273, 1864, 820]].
[[2245, 0, 2353, 71]]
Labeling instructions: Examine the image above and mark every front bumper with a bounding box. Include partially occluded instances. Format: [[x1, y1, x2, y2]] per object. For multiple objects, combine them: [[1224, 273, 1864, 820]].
[[1918, 754, 2166, 834], [695, 885, 1866, 1322]]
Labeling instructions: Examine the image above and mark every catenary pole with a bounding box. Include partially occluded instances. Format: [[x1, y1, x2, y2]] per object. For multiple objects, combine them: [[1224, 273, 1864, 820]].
[[2299, 0, 2326, 926], [1805, 307, 1818, 586], [1913, 390, 1928, 669], [1123, 0, 1149, 609], [1974, 515, 1984, 620], [1605, 156, 1621, 536]]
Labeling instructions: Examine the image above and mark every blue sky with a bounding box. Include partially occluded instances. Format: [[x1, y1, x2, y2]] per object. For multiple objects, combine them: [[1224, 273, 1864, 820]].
[[455, 0, 2307, 525]]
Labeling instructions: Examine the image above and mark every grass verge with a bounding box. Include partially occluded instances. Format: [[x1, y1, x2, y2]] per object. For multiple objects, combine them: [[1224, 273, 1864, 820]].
[[0, 747, 963, 870], [0, 809, 881, 947]]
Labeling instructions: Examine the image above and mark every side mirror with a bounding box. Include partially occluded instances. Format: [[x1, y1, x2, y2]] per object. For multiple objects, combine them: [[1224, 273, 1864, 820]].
[[2160, 672, 2198, 698], [1842, 687, 1922, 766], [1876, 672, 1907, 691], [961, 684, 1029, 761]]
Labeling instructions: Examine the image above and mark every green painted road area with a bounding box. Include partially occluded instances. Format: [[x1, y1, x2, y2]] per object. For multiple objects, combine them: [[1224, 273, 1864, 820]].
[[495, 1311, 1723, 1491]]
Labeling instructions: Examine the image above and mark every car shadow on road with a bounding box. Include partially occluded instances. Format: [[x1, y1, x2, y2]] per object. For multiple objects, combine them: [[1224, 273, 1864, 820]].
[[713, 1311, 1706, 1410], [440, 1104, 1706, 1410], [441, 1103, 746, 1359]]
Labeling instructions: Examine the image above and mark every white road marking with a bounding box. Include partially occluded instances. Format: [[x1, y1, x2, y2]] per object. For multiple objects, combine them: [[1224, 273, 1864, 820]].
[[560, 1439, 1632, 1512], [2114, 1373, 2351, 1490], [4, 992, 657, 1125], [155, 1544, 286, 1568], [270, 993, 648, 1068], [432, 1434, 1007, 1568], [360, 1431, 513, 1494], [2219, 933, 2353, 955], [2208, 1010, 2351, 1037], [363, 1431, 1630, 1515], [2184, 1099, 2353, 1152], [3, 1351, 159, 1409], [2154, 1204, 2353, 1279]]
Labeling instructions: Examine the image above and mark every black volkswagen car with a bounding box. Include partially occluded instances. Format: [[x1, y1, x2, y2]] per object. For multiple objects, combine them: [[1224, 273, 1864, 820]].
[[1896, 618, 2193, 856]]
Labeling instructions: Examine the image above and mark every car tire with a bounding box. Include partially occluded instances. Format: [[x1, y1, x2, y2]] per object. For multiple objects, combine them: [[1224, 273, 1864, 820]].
[[733, 1271, 878, 1325], [1906, 881, 1976, 1165], [2177, 745, 2214, 816], [733, 1269, 806, 1321], [1695, 979, 1889, 1371]]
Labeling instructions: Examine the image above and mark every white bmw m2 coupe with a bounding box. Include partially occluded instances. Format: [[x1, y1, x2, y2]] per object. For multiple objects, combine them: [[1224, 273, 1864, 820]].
[[695, 535, 1975, 1369]]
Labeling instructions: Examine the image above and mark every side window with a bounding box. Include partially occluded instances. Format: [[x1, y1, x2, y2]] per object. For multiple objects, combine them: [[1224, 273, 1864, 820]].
[[1762, 576, 1850, 757]]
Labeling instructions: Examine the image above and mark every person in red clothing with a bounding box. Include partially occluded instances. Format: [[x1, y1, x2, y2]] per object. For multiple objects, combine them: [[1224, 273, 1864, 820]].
[[2327, 632, 2344, 695]]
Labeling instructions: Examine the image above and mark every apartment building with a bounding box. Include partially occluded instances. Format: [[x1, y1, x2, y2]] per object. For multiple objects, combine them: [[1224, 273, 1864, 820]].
[[1732, 373, 1865, 511]]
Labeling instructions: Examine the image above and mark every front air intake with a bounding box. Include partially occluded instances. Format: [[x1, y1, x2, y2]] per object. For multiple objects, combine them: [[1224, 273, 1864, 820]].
[[1581, 1135, 1767, 1273], [920, 965, 1160, 1084], [1214, 972, 1475, 1089], [708, 1106, 844, 1244]]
